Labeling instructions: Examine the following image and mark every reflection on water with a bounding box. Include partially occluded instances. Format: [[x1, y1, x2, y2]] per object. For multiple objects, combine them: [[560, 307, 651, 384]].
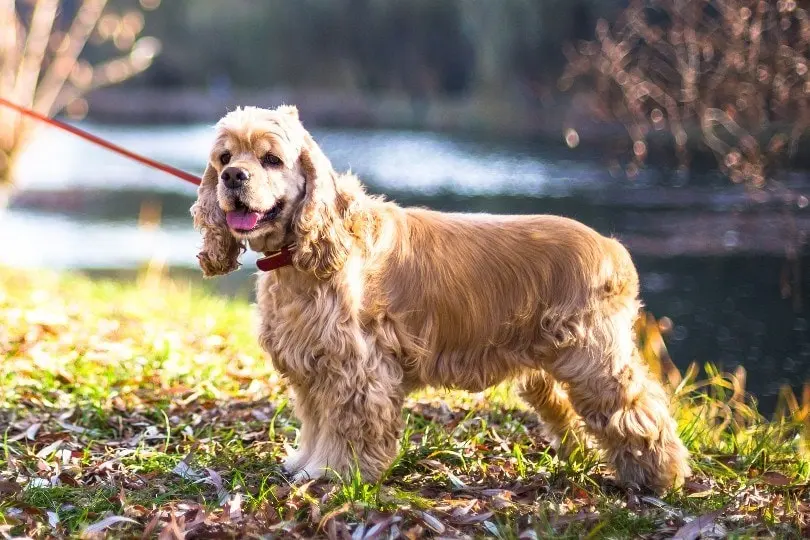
[[637, 255, 809, 405], [15, 124, 209, 193], [0, 210, 204, 268], [15, 122, 603, 195], [4, 122, 809, 409]]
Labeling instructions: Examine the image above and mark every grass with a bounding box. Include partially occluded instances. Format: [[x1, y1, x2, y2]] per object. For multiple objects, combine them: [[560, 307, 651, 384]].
[[1, 266, 809, 538]]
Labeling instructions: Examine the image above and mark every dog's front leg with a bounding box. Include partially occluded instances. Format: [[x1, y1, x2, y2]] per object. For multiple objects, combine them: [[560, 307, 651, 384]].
[[284, 356, 404, 483], [282, 386, 320, 475]]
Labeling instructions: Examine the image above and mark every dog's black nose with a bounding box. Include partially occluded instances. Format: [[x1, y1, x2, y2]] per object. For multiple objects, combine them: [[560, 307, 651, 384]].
[[221, 166, 249, 189]]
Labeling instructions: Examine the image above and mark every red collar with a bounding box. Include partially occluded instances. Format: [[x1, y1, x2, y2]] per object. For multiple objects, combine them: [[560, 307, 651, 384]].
[[256, 245, 294, 272]]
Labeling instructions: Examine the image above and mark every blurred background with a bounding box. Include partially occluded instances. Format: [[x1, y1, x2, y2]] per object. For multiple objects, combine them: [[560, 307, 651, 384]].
[[0, 0, 809, 409]]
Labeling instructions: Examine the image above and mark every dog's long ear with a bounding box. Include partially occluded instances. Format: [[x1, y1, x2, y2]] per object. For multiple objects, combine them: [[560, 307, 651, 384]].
[[292, 133, 352, 278], [190, 163, 243, 277]]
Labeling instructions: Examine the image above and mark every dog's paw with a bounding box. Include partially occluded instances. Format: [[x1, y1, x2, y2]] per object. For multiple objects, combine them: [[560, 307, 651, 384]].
[[291, 462, 327, 483], [282, 450, 306, 474]]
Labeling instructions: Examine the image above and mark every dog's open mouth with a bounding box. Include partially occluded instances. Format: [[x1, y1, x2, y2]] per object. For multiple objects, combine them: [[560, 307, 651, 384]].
[[226, 200, 284, 233]]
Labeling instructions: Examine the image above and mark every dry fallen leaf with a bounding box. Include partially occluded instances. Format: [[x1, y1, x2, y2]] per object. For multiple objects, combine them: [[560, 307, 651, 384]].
[[80, 515, 139, 538], [362, 515, 401, 540], [157, 511, 185, 540], [451, 510, 494, 525], [446, 472, 467, 489], [204, 468, 231, 506], [412, 510, 445, 534], [0, 480, 22, 494], [671, 509, 726, 540], [687, 489, 714, 498], [519, 529, 539, 540], [759, 471, 791, 486], [25, 423, 42, 440], [226, 492, 243, 522], [319, 502, 351, 531], [482, 520, 500, 536], [35, 440, 62, 459], [56, 420, 89, 434]]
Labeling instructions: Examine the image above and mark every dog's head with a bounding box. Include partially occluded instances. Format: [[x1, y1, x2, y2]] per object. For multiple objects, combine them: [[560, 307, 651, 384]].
[[191, 105, 353, 278]]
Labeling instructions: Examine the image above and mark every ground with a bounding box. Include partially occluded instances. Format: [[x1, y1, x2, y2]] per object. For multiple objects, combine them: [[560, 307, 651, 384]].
[[0, 266, 808, 539]]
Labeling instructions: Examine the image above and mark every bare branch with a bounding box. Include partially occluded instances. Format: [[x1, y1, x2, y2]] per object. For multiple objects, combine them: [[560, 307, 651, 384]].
[[12, 0, 58, 107], [0, 0, 160, 188], [35, 0, 109, 115], [563, 0, 810, 187]]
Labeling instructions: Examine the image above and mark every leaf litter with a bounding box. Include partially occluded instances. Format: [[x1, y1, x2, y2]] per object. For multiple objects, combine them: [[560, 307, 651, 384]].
[[0, 267, 808, 538]]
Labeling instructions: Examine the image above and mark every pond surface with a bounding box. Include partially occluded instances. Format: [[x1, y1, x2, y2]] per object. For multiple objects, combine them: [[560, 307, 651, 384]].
[[3, 122, 808, 410]]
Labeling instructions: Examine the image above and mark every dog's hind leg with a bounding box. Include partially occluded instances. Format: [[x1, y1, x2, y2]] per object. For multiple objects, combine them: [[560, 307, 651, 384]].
[[542, 308, 690, 493], [519, 369, 587, 456]]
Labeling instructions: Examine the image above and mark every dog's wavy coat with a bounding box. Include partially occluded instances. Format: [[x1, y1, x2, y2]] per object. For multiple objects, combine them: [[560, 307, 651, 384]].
[[191, 105, 690, 492]]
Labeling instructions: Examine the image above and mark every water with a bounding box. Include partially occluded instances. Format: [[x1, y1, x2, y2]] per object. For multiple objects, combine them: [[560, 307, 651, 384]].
[[3, 122, 809, 409]]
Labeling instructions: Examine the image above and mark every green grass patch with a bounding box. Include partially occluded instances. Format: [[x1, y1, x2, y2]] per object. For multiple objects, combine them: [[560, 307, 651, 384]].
[[0, 267, 808, 538]]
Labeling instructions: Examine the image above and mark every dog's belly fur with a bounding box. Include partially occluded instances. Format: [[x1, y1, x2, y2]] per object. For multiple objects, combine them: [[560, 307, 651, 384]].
[[404, 347, 532, 393]]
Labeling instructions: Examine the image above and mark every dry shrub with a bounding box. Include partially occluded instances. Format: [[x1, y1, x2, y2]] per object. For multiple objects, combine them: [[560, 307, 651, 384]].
[[0, 0, 161, 195], [561, 0, 810, 188]]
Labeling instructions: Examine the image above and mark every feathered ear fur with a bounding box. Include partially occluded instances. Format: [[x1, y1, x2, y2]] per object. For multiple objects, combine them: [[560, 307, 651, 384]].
[[190, 164, 243, 277], [292, 134, 353, 279]]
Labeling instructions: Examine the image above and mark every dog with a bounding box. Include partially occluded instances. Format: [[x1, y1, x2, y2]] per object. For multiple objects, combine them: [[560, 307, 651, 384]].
[[190, 105, 690, 493]]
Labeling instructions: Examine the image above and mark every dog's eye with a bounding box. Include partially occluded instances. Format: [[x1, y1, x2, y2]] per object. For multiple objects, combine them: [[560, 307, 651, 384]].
[[220, 152, 232, 166], [261, 153, 282, 167]]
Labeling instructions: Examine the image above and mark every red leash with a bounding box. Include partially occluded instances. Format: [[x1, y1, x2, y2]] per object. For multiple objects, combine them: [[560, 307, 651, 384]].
[[0, 96, 201, 186], [0, 97, 293, 271]]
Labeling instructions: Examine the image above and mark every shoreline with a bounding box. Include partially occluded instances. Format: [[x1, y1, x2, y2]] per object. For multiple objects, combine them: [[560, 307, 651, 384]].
[[80, 87, 632, 141]]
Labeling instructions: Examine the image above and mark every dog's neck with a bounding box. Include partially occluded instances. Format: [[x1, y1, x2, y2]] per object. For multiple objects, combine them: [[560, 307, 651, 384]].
[[246, 213, 298, 253], [243, 231, 295, 271], [249, 175, 376, 274]]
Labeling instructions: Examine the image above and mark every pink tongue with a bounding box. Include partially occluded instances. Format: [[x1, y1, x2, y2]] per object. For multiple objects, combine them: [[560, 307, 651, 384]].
[[226, 209, 261, 230]]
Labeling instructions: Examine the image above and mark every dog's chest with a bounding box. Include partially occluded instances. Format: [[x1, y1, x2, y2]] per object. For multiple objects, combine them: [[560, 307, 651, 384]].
[[258, 274, 371, 379]]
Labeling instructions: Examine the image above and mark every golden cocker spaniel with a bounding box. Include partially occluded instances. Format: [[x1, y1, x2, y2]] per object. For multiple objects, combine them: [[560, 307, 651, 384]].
[[191, 105, 690, 493]]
